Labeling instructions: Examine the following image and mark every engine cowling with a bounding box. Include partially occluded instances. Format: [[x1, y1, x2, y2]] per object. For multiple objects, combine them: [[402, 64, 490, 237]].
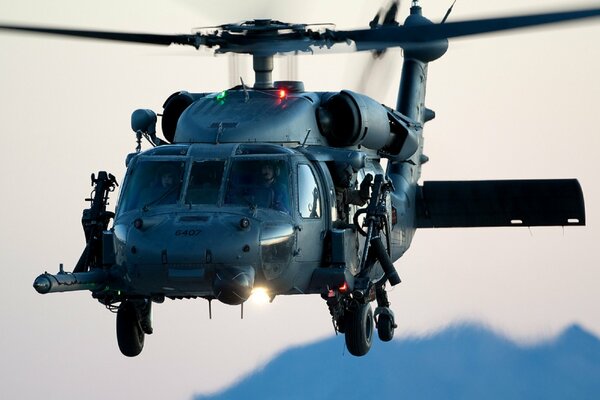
[[317, 90, 418, 160]]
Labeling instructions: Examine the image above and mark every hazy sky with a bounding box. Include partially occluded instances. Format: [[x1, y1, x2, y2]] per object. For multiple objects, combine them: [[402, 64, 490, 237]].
[[1, 1, 599, 399]]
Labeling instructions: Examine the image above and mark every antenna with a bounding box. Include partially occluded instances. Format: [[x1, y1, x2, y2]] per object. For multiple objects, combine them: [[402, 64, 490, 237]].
[[301, 129, 312, 147], [441, 0, 457, 24], [240, 77, 250, 102]]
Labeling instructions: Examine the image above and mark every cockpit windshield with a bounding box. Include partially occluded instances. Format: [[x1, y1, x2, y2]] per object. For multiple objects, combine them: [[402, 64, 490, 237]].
[[185, 160, 225, 205], [118, 160, 185, 213], [224, 159, 290, 213], [118, 157, 291, 214]]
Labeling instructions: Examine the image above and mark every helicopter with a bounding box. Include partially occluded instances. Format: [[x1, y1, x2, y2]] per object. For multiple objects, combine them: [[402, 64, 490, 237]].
[[0, 1, 594, 358]]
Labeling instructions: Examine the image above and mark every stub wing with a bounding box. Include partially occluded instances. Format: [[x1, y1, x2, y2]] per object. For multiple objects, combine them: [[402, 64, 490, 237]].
[[416, 179, 585, 228]]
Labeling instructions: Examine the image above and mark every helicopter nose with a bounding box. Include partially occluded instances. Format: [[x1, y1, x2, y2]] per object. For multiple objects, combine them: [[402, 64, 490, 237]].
[[116, 211, 265, 298], [212, 265, 255, 305]]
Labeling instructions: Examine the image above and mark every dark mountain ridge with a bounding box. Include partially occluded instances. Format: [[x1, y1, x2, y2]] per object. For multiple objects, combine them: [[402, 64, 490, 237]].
[[196, 323, 600, 400]]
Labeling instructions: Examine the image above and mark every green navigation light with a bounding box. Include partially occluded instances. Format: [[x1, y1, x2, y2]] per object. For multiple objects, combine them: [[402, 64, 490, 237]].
[[216, 90, 227, 101]]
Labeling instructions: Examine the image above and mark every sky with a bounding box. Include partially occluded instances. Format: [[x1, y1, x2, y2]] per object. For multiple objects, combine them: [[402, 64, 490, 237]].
[[1, 0, 599, 399]]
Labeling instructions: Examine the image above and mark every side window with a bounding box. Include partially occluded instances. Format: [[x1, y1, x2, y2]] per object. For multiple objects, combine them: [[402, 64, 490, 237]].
[[297, 164, 321, 219]]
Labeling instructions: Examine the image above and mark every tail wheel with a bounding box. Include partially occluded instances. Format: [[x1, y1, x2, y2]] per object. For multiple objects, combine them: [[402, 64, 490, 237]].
[[116, 301, 145, 357], [376, 312, 395, 342], [344, 302, 374, 356]]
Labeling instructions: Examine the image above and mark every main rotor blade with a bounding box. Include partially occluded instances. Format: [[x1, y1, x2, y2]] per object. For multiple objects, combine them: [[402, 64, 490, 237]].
[[0, 24, 201, 48], [2, 7, 600, 55], [339, 7, 600, 51]]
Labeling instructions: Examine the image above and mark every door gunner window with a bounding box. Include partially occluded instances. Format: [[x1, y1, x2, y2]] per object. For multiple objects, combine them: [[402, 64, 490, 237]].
[[118, 160, 185, 213], [297, 164, 321, 218]]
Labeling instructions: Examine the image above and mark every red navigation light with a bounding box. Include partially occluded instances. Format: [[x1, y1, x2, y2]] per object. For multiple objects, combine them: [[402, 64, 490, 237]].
[[339, 281, 349, 293], [278, 89, 287, 99]]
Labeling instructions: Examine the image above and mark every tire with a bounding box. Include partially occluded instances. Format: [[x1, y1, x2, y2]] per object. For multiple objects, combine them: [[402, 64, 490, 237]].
[[377, 313, 395, 342], [336, 315, 346, 334], [116, 302, 145, 357], [344, 303, 374, 356]]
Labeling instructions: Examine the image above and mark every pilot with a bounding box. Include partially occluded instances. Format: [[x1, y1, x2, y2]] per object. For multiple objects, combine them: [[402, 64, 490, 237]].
[[142, 164, 181, 207], [160, 169, 175, 189], [260, 162, 289, 213]]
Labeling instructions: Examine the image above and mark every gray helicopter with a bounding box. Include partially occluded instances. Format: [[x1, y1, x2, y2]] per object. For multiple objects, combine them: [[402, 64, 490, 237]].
[[0, 1, 594, 357]]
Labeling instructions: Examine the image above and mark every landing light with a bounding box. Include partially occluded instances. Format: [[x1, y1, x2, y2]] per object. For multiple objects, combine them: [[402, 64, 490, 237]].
[[249, 287, 270, 305]]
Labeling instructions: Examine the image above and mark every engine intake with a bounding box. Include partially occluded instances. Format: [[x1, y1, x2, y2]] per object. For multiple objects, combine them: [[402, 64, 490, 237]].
[[162, 91, 195, 143]]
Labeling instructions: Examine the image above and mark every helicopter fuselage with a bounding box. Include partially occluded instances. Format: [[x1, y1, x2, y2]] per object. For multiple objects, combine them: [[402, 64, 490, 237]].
[[110, 139, 393, 304]]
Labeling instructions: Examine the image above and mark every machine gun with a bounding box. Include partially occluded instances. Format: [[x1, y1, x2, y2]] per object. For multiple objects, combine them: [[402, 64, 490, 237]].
[[73, 171, 118, 273], [354, 174, 401, 289], [351, 173, 400, 341], [33, 172, 117, 295], [323, 174, 401, 342]]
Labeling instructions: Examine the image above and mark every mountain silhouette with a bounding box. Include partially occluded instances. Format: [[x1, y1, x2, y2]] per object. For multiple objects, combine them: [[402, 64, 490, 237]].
[[195, 323, 600, 400]]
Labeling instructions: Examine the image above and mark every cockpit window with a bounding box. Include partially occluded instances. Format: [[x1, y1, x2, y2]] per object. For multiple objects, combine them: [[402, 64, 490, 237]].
[[224, 159, 290, 213], [297, 164, 321, 218], [185, 160, 225, 204], [118, 160, 185, 213]]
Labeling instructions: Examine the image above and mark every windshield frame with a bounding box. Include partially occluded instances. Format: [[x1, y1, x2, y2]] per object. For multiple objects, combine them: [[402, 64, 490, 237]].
[[183, 158, 229, 207]]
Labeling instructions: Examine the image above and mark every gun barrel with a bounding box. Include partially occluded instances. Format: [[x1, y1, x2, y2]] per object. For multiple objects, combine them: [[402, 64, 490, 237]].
[[33, 269, 109, 294]]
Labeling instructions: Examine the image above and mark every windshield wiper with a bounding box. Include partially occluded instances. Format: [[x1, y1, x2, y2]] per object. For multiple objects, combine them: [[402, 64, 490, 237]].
[[142, 185, 179, 211]]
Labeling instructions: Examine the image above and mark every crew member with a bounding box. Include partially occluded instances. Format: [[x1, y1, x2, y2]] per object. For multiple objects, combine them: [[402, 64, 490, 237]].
[[260, 162, 289, 213]]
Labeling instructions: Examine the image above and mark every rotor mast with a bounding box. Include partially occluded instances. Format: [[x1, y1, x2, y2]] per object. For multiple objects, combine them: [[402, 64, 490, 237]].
[[253, 54, 274, 89]]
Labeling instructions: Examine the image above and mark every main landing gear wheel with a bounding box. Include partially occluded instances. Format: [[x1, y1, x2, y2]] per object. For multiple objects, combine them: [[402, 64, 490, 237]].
[[116, 301, 145, 357], [344, 302, 374, 356]]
